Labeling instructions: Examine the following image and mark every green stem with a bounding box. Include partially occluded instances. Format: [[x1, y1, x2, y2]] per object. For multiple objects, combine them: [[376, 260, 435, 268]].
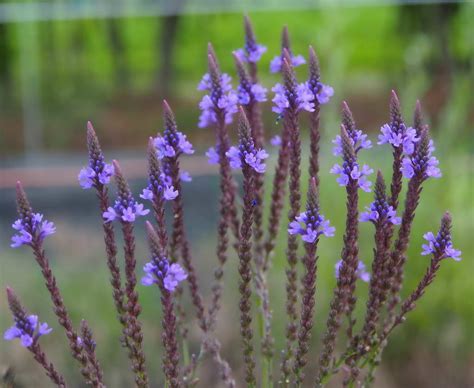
[[256, 294, 271, 388]]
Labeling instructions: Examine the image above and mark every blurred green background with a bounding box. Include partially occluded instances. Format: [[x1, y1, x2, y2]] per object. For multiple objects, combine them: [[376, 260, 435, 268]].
[[0, 1, 473, 387]]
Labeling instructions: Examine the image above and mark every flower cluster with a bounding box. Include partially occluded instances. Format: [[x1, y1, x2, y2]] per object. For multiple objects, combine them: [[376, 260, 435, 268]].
[[104, 197, 149, 223], [401, 136, 441, 180], [78, 164, 114, 190], [421, 232, 461, 261], [235, 43, 267, 63], [270, 53, 305, 73], [198, 72, 238, 128], [206, 146, 220, 165], [234, 15, 267, 63], [237, 83, 267, 105], [360, 201, 400, 225], [332, 129, 372, 157], [4, 315, 52, 348], [153, 132, 194, 159], [330, 163, 373, 192], [78, 122, 114, 189], [305, 80, 334, 105], [270, 135, 282, 147], [272, 82, 316, 115], [378, 123, 419, 155], [11, 213, 56, 248], [288, 211, 335, 243], [226, 146, 269, 174], [335, 260, 370, 283], [141, 258, 187, 292], [104, 163, 149, 223], [140, 175, 178, 202]]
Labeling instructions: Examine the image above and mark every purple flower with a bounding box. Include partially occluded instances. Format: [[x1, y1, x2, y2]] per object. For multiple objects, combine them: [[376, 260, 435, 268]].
[[335, 260, 370, 283], [78, 126, 115, 189], [305, 77, 335, 106], [154, 131, 194, 160], [198, 71, 238, 128], [103, 200, 149, 223], [378, 123, 419, 155], [315, 83, 334, 104], [272, 82, 316, 115], [235, 44, 267, 63], [360, 202, 400, 225], [270, 53, 306, 73], [163, 264, 188, 292], [206, 146, 220, 164], [421, 231, 461, 261], [330, 163, 373, 192], [288, 211, 335, 243], [271, 83, 289, 115], [11, 212, 56, 248], [4, 314, 52, 348], [141, 257, 187, 292], [270, 135, 282, 146], [296, 82, 315, 112], [237, 83, 267, 105], [332, 129, 372, 156], [180, 171, 192, 182], [226, 146, 269, 174], [401, 138, 441, 180]]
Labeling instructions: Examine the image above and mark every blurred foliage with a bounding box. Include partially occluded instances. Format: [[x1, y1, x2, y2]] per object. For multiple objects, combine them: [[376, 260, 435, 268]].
[[0, 2, 472, 154]]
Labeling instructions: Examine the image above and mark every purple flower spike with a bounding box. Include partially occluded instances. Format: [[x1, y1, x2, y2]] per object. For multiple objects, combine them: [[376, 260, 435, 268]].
[[272, 81, 316, 115], [141, 257, 187, 292], [335, 260, 370, 283], [378, 123, 419, 155], [401, 130, 441, 180], [234, 16, 267, 63], [306, 46, 334, 107], [270, 135, 282, 146], [332, 129, 372, 157], [270, 54, 306, 73], [288, 211, 335, 243], [4, 313, 52, 348], [421, 213, 461, 261], [226, 108, 269, 174], [206, 146, 220, 164], [198, 49, 238, 128], [104, 161, 150, 223], [163, 264, 188, 292], [360, 171, 401, 225], [288, 179, 335, 243], [330, 163, 373, 192], [78, 122, 115, 189], [234, 52, 267, 105], [11, 190, 56, 249]]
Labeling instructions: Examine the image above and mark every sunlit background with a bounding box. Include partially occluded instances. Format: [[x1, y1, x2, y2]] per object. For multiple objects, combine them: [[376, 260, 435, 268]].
[[1, 1, 473, 387]]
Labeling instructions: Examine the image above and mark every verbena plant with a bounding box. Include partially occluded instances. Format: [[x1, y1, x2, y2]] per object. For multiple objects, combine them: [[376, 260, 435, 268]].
[[4, 16, 462, 388]]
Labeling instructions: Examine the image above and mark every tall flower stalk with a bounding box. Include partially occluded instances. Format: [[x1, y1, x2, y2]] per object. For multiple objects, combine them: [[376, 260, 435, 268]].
[[228, 107, 269, 386], [105, 161, 149, 387], [79, 122, 131, 352], [292, 178, 335, 385], [158, 101, 207, 331], [4, 287, 66, 387], [12, 182, 104, 387], [277, 51, 304, 382], [317, 107, 373, 385], [307, 46, 334, 187], [143, 222, 187, 388]]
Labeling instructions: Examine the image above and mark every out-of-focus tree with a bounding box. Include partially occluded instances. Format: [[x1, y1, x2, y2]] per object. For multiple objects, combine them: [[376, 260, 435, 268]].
[[157, 0, 186, 98]]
